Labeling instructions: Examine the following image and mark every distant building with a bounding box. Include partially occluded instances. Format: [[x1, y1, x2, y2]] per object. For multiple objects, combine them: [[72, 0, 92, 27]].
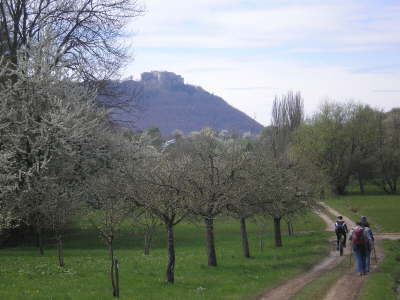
[[141, 71, 184, 88], [162, 139, 176, 148]]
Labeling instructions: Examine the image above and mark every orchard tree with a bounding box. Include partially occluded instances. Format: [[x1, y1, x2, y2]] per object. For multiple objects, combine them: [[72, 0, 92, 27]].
[[131, 139, 190, 283], [87, 171, 129, 298], [183, 129, 248, 266], [85, 128, 168, 297], [42, 183, 82, 267], [135, 210, 161, 256], [251, 147, 320, 247], [225, 144, 254, 258], [227, 191, 257, 258], [0, 36, 109, 251]]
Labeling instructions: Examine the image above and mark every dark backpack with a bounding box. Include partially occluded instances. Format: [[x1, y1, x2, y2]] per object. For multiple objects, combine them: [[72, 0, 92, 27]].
[[335, 221, 345, 233], [351, 227, 366, 246]]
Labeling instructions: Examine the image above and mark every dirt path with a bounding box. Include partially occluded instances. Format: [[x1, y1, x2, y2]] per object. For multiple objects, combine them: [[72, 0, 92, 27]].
[[321, 204, 366, 300], [322, 204, 400, 300], [258, 208, 345, 300], [259, 203, 400, 300]]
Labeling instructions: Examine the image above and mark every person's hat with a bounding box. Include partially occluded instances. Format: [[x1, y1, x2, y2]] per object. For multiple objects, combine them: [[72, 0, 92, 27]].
[[337, 216, 343, 220], [360, 216, 367, 222]]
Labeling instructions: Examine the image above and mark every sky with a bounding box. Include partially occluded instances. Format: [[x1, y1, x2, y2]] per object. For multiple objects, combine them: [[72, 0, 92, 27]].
[[123, 0, 400, 125]]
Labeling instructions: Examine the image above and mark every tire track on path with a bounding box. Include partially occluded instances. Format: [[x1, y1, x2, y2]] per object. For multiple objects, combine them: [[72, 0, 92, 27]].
[[259, 202, 400, 300], [321, 203, 399, 300], [258, 206, 346, 300]]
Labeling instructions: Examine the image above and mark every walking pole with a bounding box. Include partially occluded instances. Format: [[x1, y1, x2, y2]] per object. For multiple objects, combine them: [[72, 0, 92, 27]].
[[349, 250, 353, 267], [373, 245, 378, 264], [349, 243, 352, 267]]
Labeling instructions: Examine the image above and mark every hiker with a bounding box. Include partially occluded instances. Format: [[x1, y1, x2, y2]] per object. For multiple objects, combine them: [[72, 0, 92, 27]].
[[349, 221, 372, 275], [334, 216, 348, 250], [359, 216, 375, 272]]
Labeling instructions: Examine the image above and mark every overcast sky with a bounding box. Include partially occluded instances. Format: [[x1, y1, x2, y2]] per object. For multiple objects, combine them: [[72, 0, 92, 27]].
[[123, 0, 400, 125]]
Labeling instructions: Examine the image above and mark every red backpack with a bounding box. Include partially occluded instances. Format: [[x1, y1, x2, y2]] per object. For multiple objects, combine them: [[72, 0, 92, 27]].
[[351, 227, 366, 246]]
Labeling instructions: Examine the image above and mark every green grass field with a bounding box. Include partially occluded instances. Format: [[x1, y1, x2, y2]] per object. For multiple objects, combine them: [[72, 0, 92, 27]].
[[325, 188, 400, 232], [0, 213, 327, 300]]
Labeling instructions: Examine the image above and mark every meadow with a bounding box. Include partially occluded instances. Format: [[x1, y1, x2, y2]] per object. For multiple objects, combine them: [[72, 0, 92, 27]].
[[0, 213, 327, 300], [325, 188, 400, 232]]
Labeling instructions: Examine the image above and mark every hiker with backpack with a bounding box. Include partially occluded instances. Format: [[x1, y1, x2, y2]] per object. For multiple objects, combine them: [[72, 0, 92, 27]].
[[359, 216, 375, 272], [334, 216, 348, 250], [349, 221, 372, 275]]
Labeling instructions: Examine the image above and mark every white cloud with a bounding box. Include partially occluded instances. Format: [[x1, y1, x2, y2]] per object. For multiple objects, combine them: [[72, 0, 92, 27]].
[[130, 0, 400, 50]]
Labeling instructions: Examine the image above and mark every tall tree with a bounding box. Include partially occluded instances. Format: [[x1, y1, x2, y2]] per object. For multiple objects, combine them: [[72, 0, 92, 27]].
[[347, 105, 381, 193], [294, 102, 358, 194], [267, 91, 305, 246], [375, 109, 400, 193], [0, 0, 143, 81], [0, 37, 108, 250]]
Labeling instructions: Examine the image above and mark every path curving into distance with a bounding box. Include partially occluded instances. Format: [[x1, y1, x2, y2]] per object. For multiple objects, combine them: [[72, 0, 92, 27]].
[[321, 204, 400, 300], [259, 203, 400, 300], [258, 205, 348, 300]]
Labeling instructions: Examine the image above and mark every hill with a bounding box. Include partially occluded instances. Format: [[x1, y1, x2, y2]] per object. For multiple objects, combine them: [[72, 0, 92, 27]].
[[103, 71, 264, 136]]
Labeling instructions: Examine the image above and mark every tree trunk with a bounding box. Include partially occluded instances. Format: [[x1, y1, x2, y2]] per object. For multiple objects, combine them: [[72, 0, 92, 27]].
[[114, 259, 120, 297], [239, 217, 250, 258], [287, 220, 293, 236], [204, 217, 217, 266], [37, 227, 44, 255], [389, 177, 397, 194], [57, 234, 65, 267], [358, 175, 365, 194], [108, 238, 118, 297], [273, 217, 282, 247], [144, 232, 152, 256], [319, 188, 325, 200], [290, 222, 294, 235], [165, 220, 175, 283], [334, 184, 346, 195]]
